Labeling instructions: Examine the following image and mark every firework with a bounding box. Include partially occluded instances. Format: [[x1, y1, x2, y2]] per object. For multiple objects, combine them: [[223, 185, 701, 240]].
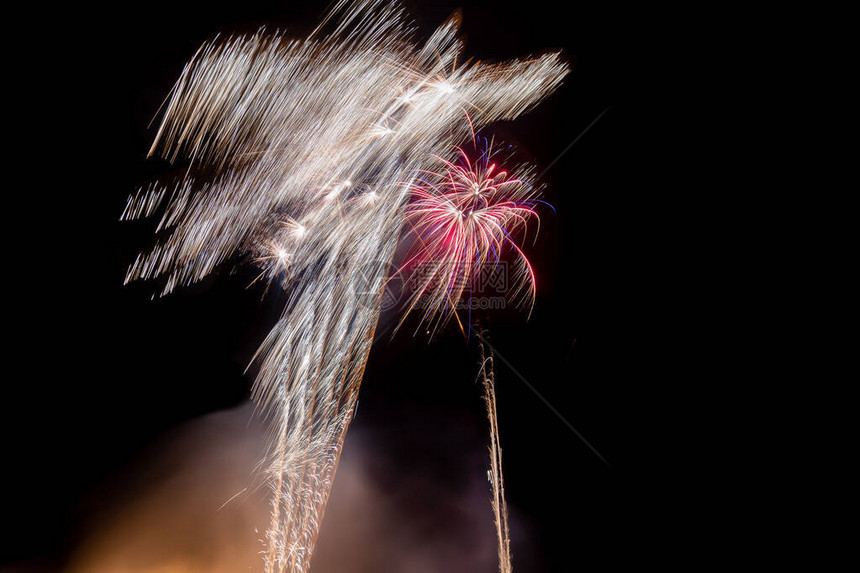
[[399, 137, 542, 335], [122, 1, 568, 571]]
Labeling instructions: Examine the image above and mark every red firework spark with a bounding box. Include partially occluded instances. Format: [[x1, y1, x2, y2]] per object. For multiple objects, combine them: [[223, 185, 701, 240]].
[[400, 137, 542, 333]]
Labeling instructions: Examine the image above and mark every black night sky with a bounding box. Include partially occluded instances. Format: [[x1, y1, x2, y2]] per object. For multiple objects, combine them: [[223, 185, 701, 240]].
[[3, 1, 656, 571]]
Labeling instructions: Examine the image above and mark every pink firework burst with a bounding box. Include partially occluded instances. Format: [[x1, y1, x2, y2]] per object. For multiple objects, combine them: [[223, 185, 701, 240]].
[[400, 137, 543, 333]]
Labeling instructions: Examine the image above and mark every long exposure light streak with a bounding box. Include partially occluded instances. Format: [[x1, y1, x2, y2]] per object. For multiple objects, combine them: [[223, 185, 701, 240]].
[[122, 1, 568, 571]]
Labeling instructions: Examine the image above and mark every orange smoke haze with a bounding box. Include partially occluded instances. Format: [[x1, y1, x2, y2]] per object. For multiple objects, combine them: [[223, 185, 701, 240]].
[[65, 404, 510, 573]]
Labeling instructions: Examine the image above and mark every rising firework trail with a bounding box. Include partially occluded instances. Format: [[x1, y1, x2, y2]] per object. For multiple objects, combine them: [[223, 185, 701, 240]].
[[478, 332, 513, 573], [122, 1, 568, 571]]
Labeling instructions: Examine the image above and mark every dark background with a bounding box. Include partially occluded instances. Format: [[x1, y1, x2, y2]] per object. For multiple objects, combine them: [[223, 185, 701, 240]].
[[5, 1, 657, 570]]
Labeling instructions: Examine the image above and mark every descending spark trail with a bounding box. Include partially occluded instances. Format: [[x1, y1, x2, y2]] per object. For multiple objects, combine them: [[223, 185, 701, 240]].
[[122, 1, 568, 571]]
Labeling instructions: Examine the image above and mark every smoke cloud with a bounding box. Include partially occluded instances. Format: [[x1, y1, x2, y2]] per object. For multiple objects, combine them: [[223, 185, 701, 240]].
[[65, 403, 510, 572]]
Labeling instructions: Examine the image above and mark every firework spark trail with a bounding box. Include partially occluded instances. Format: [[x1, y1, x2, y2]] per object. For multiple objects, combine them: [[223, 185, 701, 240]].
[[122, 1, 568, 571], [479, 334, 513, 573]]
